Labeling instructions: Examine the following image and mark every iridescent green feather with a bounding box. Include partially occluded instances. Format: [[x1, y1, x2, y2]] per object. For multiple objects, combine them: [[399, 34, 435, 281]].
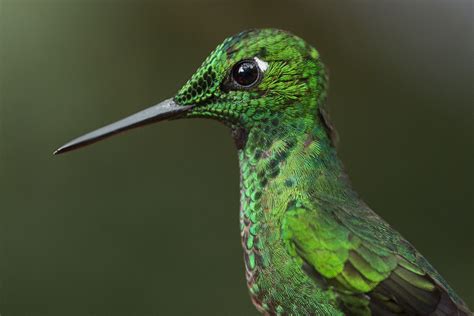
[[173, 29, 471, 315]]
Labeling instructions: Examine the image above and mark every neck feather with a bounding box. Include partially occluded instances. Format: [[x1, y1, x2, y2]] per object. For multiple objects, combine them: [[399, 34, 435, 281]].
[[236, 112, 354, 284], [237, 113, 353, 205]]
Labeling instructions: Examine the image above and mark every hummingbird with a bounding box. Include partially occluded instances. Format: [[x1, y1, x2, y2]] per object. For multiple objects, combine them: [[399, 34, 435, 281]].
[[55, 29, 471, 316]]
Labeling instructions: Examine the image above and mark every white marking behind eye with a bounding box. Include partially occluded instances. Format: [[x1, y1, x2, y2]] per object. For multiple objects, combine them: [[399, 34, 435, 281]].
[[254, 57, 269, 72]]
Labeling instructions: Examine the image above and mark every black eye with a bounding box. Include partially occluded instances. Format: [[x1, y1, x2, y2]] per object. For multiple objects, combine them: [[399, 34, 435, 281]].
[[231, 60, 260, 88]]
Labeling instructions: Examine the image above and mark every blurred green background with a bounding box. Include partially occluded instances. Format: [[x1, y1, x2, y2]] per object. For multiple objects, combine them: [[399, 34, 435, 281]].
[[0, 0, 472, 315]]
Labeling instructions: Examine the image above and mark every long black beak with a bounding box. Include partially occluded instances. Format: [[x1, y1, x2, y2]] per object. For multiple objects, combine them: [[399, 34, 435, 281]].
[[54, 98, 193, 155]]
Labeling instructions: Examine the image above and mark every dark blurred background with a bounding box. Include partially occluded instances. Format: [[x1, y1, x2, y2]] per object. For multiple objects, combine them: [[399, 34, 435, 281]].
[[0, 0, 472, 315]]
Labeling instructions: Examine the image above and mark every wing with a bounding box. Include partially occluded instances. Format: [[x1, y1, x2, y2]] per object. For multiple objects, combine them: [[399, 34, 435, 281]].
[[281, 197, 472, 315]]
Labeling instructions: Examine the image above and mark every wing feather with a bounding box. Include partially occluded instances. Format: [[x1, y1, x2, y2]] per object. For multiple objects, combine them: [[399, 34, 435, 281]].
[[282, 199, 472, 315]]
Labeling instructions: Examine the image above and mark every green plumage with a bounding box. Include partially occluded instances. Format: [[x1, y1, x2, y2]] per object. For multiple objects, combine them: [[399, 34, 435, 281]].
[[175, 29, 471, 315], [57, 28, 472, 315]]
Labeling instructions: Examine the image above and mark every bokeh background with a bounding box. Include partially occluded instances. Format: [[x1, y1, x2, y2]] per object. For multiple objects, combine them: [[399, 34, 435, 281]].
[[1, 0, 472, 315]]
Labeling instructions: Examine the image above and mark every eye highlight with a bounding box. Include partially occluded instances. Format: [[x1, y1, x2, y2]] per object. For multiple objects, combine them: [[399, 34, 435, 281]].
[[230, 59, 261, 88]]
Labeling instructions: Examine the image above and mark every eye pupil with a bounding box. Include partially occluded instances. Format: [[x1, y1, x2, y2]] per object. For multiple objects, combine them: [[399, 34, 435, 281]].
[[232, 60, 259, 87]]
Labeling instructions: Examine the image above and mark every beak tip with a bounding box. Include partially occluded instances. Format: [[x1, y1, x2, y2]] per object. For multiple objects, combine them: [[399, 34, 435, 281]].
[[53, 146, 67, 155]]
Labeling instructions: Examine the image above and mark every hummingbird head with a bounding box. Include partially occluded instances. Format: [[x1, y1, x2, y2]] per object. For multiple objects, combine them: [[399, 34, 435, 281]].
[[175, 29, 327, 127], [54, 29, 330, 154]]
